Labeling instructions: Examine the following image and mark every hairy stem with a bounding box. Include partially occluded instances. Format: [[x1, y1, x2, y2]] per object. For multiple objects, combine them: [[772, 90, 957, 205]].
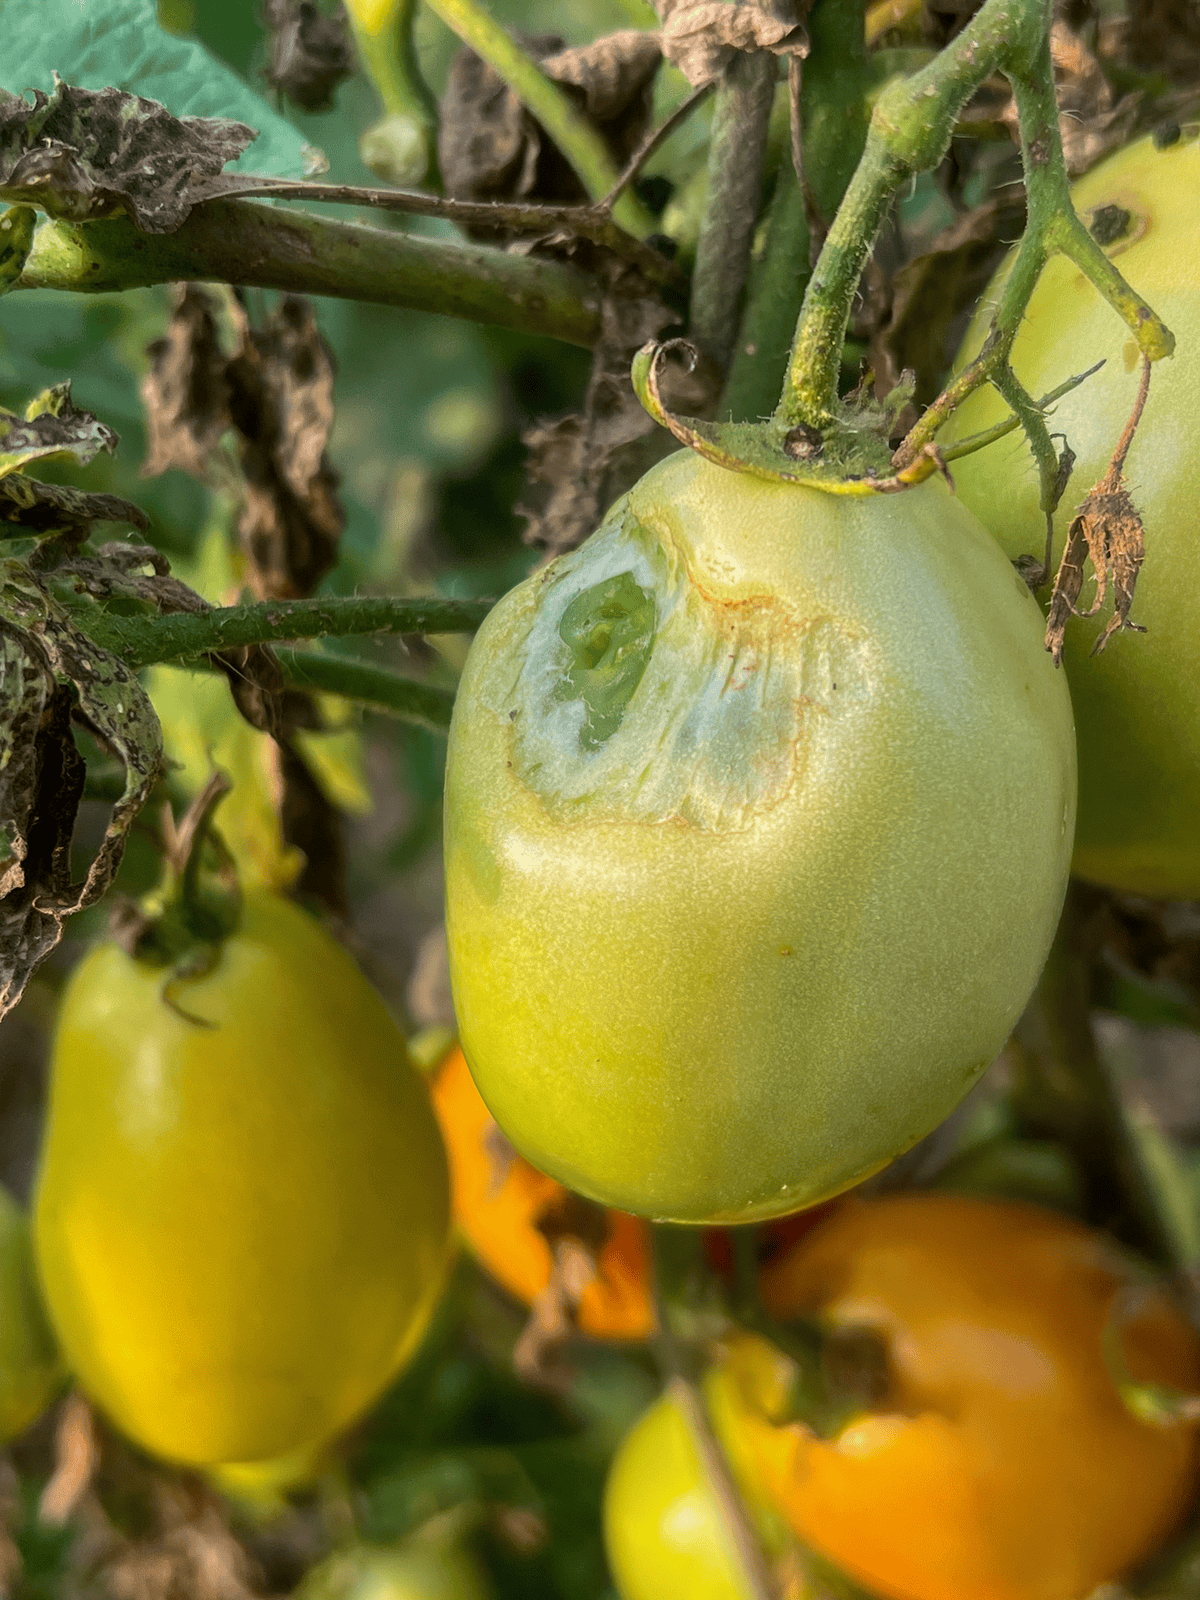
[[15, 202, 601, 348], [778, 0, 1173, 437], [421, 0, 655, 238], [78, 595, 493, 670], [272, 648, 455, 729], [722, 0, 871, 421], [688, 49, 777, 379]]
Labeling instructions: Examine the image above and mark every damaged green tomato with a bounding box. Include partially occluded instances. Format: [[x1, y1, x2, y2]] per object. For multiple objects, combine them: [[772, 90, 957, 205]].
[[444, 449, 1076, 1223]]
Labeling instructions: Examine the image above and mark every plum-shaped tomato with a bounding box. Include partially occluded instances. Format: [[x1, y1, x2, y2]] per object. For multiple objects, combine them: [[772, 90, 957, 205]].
[[946, 133, 1200, 898], [34, 890, 451, 1467], [444, 449, 1075, 1222]]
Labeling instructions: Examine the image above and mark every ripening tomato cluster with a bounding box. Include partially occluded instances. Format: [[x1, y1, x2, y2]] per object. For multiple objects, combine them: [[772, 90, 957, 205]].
[[8, 130, 1200, 1600]]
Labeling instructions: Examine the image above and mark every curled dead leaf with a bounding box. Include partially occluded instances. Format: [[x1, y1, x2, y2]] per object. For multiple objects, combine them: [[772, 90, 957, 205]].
[[439, 32, 660, 225], [226, 295, 343, 601], [1046, 358, 1151, 663], [657, 0, 809, 87], [141, 286, 231, 482], [0, 80, 256, 233], [262, 0, 357, 114]]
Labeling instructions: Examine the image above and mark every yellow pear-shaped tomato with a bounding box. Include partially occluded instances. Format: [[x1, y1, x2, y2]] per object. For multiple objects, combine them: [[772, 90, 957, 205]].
[[34, 890, 451, 1467], [444, 448, 1076, 1223], [0, 1184, 63, 1440], [945, 133, 1200, 898], [712, 1196, 1200, 1600]]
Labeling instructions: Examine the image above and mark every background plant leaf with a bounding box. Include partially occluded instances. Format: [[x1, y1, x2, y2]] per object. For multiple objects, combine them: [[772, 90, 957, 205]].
[[0, 0, 320, 181]]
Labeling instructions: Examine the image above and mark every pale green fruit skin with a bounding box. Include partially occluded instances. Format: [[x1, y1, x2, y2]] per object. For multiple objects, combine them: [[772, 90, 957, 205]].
[[0, 1185, 63, 1441], [298, 1542, 493, 1600], [945, 133, 1200, 899], [444, 450, 1076, 1223], [603, 1390, 767, 1600], [34, 891, 451, 1467]]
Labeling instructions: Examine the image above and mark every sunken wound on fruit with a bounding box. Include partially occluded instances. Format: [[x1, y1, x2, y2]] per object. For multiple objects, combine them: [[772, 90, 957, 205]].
[[445, 450, 1076, 1223]]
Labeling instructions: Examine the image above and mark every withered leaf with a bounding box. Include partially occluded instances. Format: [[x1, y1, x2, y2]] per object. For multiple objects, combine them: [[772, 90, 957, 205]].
[[0, 576, 163, 1020], [262, 0, 357, 114], [520, 279, 682, 556], [657, 0, 809, 87], [1046, 359, 1151, 663], [0, 475, 148, 539], [225, 295, 344, 599], [439, 32, 660, 224], [0, 382, 119, 480], [141, 286, 231, 481], [0, 79, 256, 233]]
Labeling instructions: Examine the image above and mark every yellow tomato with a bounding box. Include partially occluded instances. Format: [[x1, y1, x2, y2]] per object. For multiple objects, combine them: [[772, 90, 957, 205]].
[[604, 1382, 782, 1600], [34, 890, 451, 1467], [946, 132, 1200, 897], [713, 1195, 1200, 1600], [444, 449, 1076, 1222]]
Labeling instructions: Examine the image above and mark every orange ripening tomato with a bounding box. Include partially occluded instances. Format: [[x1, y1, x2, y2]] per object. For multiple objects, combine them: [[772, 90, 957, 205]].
[[430, 1045, 654, 1340], [711, 1195, 1200, 1600]]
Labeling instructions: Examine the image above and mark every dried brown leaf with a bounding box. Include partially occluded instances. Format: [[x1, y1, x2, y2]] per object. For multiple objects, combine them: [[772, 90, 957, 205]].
[[513, 1192, 612, 1383], [262, 0, 357, 113], [226, 295, 344, 600], [141, 286, 231, 481], [657, 0, 809, 86], [0, 81, 256, 233], [0, 475, 148, 539], [1046, 359, 1151, 662], [519, 278, 681, 555], [0, 577, 163, 1020], [439, 32, 660, 225], [39, 1393, 98, 1528]]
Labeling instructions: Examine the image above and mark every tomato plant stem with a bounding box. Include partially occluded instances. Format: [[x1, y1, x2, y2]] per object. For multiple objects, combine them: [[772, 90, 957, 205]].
[[776, 0, 1174, 451], [420, 0, 655, 238], [77, 595, 493, 670], [688, 48, 777, 381], [721, 0, 872, 422], [14, 202, 602, 349]]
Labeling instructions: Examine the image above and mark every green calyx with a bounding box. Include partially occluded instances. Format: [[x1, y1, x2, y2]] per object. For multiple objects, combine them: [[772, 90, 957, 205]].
[[118, 774, 242, 995], [632, 341, 937, 495], [555, 571, 656, 751]]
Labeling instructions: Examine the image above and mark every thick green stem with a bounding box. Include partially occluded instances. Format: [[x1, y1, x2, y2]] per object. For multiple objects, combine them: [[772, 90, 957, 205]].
[[776, 0, 1027, 428], [15, 201, 601, 348], [721, 0, 871, 421], [688, 50, 777, 379], [77, 595, 493, 670], [421, 0, 655, 238], [272, 648, 455, 729]]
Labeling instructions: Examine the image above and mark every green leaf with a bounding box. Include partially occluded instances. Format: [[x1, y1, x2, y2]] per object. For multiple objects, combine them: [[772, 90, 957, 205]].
[[0, 0, 320, 180]]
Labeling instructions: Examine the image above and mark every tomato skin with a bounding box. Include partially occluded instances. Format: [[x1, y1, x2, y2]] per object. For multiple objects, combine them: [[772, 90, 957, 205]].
[[0, 1185, 63, 1442], [603, 1384, 775, 1600], [715, 1195, 1200, 1600], [298, 1540, 493, 1600], [445, 449, 1076, 1223], [945, 133, 1200, 898], [34, 891, 451, 1467], [430, 1044, 653, 1339]]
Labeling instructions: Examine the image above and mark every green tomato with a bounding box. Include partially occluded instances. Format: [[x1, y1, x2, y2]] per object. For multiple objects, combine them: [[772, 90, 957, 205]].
[[34, 890, 451, 1467], [0, 1184, 63, 1441], [944, 132, 1200, 899], [603, 1387, 776, 1600], [444, 448, 1076, 1223], [299, 1541, 493, 1600]]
